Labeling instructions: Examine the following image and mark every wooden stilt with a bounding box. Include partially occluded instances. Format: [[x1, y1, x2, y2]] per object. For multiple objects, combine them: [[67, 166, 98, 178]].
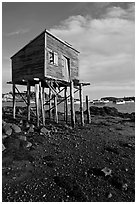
[[54, 87, 58, 123], [70, 80, 75, 127], [35, 83, 40, 127], [42, 87, 45, 105], [27, 81, 30, 121], [49, 86, 52, 119], [86, 95, 91, 124], [42, 87, 46, 121], [13, 83, 16, 119], [79, 83, 84, 126], [64, 86, 68, 123], [39, 81, 45, 126]]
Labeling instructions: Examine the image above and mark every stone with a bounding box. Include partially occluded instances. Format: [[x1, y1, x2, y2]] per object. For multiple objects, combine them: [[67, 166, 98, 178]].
[[2, 134, 8, 140], [101, 167, 112, 177], [122, 183, 128, 191], [106, 192, 112, 199], [2, 120, 6, 127], [2, 123, 12, 136], [28, 124, 35, 133], [25, 122, 30, 128], [18, 135, 27, 141], [26, 141, 32, 148], [41, 127, 50, 135], [2, 144, 6, 151], [11, 124, 21, 133], [64, 124, 73, 130], [19, 120, 23, 125]]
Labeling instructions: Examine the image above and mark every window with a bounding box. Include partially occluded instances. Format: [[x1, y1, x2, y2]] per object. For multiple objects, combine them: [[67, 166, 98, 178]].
[[61, 55, 69, 81], [54, 52, 58, 66], [47, 48, 58, 66]]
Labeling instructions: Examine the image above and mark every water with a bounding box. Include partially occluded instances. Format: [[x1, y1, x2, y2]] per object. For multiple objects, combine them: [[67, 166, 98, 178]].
[[2, 101, 135, 114]]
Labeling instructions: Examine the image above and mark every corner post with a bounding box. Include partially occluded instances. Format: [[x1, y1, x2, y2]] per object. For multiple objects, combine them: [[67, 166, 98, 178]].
[[79, 83, 84, 126], [13, 83, 16, 119], [70, 80, 75, 128], [86, 95, 91, 124]]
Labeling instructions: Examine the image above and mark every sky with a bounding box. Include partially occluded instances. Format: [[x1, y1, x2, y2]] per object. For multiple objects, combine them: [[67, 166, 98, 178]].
[[2, 2, 135, 99]]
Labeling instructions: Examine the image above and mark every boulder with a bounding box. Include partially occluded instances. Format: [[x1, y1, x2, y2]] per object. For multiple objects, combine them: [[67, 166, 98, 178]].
[[2, 123, 12, 136], [11, 124, 22, 133]]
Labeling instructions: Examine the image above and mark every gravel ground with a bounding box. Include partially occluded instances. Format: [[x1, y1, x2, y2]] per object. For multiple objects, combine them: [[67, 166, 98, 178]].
[[2, 113, 135, 202]]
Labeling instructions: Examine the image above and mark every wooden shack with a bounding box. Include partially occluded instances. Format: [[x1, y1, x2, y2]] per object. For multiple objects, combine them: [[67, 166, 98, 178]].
[[10, 29, 90, 127], [11, 30, 79, 83]]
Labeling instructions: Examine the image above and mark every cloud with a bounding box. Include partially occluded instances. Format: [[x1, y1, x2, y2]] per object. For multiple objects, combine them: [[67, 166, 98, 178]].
[[103, 3, 135, 21], [49, 5, 134, 97], [5, 28, 30, 36]]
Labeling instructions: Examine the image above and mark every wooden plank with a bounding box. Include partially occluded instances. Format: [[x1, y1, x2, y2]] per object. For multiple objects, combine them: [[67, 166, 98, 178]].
[[39, 81, 45, 126], [27, 81, 31, 121], [70, 80, 75, 127], [13, 83, 16, 119], [86, 95, 91, 124], [79, 84, 84, 126], [35, 83, 40, 127]]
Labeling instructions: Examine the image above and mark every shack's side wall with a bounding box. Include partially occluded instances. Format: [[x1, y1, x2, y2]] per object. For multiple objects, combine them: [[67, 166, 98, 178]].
[[12, 33, 45, 82], [45, 33, 79, 81]]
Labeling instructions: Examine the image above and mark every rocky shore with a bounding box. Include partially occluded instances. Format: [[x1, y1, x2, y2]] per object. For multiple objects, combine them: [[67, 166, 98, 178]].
[[2, 106, 135, 202]]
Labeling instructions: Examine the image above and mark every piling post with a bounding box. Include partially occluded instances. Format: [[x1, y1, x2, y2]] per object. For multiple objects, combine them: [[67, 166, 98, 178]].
[[49, 85, 52, 119], [64, 86, 68, 123], [86, 95, 91, 124], [39, 81, 45, 126], [27, 81, 31, 121], [35, 82, 40, 127], [79, 83, 84, 126], [70, 80, 75, 127], [54, 86, 58, 123], [13, 83, 16, 119]]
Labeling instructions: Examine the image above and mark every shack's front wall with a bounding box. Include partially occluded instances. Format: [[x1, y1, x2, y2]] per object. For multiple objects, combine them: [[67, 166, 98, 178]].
[[45, 33, 79, 81], [11, 33, 45, 82]]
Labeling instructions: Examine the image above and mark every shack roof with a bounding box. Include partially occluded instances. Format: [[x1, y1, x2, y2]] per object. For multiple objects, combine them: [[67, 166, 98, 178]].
[[11, 29, 80, 59]]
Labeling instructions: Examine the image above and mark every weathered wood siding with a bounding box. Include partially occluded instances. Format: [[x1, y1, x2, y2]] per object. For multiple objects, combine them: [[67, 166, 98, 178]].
[[46, 33, 79, 81], [11, 33, 45, 82]]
